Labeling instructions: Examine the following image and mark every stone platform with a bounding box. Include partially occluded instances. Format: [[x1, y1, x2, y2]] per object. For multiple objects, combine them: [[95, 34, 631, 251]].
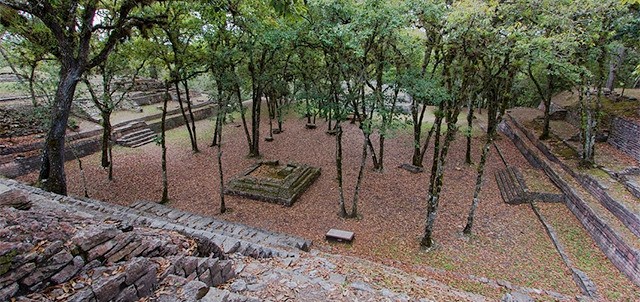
[[225, 161, 321, 206]]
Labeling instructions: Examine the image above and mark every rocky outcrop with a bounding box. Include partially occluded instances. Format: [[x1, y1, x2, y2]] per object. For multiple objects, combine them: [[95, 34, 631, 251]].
[[0, 190, 234, 301]]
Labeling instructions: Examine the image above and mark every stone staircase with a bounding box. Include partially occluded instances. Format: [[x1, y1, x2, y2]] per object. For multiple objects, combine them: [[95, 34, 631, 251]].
[[128, 201, 312, 254], [114, 120, 157, 148], [500, 114, 640, 287], [496, 166, 565, 205], [496, 166, 529, 204], [1, 179, 310, 260]]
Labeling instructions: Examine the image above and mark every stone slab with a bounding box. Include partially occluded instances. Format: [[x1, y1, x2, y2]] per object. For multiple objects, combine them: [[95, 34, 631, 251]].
[[326, 229, 354, 243]]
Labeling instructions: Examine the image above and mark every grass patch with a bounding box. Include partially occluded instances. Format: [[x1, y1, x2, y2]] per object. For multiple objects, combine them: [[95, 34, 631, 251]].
[[447, 279, 503, 299], [0, 82, 23, 94], [601, 97, 640, 120]]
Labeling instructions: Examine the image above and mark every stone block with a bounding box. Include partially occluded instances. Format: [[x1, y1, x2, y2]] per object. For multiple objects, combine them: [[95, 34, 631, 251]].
[[87, 239, 117, 262], [68, 288, 95, 302], [210, 270, 224, 286], [51, 256, 84, 284], [201, 287, 230, 302], [179, 257, 199, 276], [107, 241, 142, 263], [92, 275, 125, 302], [103, 233, 136, 260], [198, 269, 212, 285], [0, 189, 30, 210], [124, 258, 153, 286], [0, 283, 18, 301], [1, 262, 35, 287], [183, 280, 209, 300], [72, 226, 119, 252], [225, 161, 321, 206], [134, 271, 157, 298], [114, 285, 138, 302]]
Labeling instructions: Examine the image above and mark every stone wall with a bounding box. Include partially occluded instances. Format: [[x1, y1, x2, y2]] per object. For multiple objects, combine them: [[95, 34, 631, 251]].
[[0, 136, 101, 178], [148, 105, 215, 133], [608, 117, 640, 163], [500, 120, 640, 287], [0, 187, 235, 301]]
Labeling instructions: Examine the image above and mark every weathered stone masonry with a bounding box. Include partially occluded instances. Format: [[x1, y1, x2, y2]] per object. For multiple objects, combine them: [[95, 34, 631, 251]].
[[608, 117, 640, 163], [0, 182, 235, 302]]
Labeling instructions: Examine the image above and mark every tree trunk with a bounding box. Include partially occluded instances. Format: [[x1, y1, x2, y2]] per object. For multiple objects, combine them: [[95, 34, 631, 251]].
[[527, 63, 553, 140], [160, 88, 170, 204], [411, 101, 433, 167], [28, 64, 38, 107], [267, 95, 274, 139], [463, 131, 495, 235], [306, 98, 312, 124], [38, 64, 82, 195], [183, 79, 199, 153], [465, 98, 475, 164], [235, 82, 252, 152], [336, 123, 347, 218], [421, 98, 461, 249], [414, 117, 438, 168], [174, 81, 198, 153], [348, 134, 368, 219], [250, 93, 261, 157], [211, 113, 221, 147], [107, 142, 113, 181], [606, 46, 625, 92], [100, 110, 112, 168], [217, 143, 226, 214], [579, 86, 597, 167]]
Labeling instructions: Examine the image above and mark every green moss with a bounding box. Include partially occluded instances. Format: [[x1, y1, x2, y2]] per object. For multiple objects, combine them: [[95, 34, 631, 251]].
[[601, 98, 640, 120], [550, 142, 577, 160], [0, 250, 17, 275]]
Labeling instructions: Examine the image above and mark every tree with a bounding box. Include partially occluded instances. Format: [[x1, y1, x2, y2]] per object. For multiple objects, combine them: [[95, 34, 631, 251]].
[[463, 7, 523, 234], [0, 0, 161, 194], [147, 1, 209, 153], [0, 30, 54, 107], [420, 0, 490, 248], [571, 0, 625, 167], [407, 0, 447, 168], [83, 40, 148, 180], [525, 0, 579, 140]]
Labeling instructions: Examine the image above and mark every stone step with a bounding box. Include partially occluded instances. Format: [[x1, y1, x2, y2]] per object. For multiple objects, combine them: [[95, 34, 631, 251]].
[[496, 166, 528, 204], [117, 131, 157, 148], [129, 137, 157, 148], [75, 200, 296, 258], [0, 179, 297, 259], [116, 126, 157, 148], [113, 120, 148, 135], [129, 201, 312, 253], [118, 128, 155, 141], [508, 116, 640, 238]]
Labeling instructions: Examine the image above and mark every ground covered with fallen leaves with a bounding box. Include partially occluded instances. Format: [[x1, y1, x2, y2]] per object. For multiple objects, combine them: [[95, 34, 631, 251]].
[[19, 109, 640, 300]]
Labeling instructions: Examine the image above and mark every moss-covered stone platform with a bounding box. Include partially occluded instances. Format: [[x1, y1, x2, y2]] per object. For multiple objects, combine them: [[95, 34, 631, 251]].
[[224, 161, 321, 206]]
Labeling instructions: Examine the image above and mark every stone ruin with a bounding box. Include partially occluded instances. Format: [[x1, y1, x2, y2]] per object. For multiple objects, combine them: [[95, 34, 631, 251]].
[[225, 161, 321, 206], [0, 196, 234, 302]]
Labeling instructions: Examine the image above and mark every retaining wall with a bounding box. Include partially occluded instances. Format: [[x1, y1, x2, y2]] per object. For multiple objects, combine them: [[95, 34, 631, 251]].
[[608, 117, 640, 163]]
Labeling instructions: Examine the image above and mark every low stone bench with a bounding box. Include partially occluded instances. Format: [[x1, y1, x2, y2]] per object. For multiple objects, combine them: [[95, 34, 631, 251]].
[[326, 229, 354, 243]]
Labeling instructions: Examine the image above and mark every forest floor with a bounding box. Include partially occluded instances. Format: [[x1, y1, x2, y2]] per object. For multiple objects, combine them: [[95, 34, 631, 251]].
[[16, 107, 640, 300]]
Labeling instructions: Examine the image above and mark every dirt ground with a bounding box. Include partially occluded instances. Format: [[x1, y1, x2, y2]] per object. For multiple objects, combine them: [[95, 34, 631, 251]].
[[18, 111, 640, 300]]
